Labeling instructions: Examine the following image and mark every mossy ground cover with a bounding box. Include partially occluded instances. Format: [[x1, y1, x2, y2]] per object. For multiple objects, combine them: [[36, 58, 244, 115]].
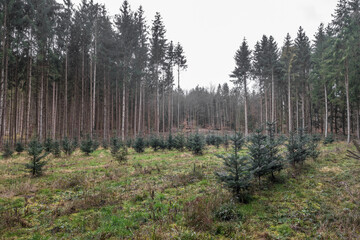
[[0, 142, 359, 239]]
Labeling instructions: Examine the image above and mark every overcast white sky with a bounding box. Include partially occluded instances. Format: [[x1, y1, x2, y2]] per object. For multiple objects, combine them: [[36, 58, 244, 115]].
[[72, 0, 338, 90]]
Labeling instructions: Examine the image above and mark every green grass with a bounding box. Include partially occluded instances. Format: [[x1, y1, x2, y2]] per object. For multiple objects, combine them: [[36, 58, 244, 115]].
[[0, 142, 359, 239]]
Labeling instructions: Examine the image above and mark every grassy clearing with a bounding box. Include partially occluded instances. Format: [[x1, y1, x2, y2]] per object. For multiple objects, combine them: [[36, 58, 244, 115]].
[[0, 142, 359, 239]]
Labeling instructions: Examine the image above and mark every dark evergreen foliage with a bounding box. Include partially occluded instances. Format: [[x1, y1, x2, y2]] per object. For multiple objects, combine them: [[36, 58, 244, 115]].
[[166, 133, 175, 150], [286, 129, 320, 166], [80, 136, 95, 155], [126, 139, 133, 148], [133, 136, 146, 153], [2, 142, 14, 158], [286, 131, 308, 166], [174, 133, 186, 151], [223, 134, 229, 151], [26, 139, 48, 177], [61, 137, 74, 156], [72, 138, 79, 150], [110, 137, 122, 155], [15, 142, 25, 154], [52, 141, 61, 158], [150, 135, 162, 152], [112, 145, 128, 164], [92, 138, 100, 151], [248, 122, 284, 182], [187, 133, 205, 155], [215, 131, 252, 202], [323, 133, 334, 145], [102, 139, 109, 149], [43, 138, 53, 153], [231, 132, 245, 153], [311, 134, 321, 143]]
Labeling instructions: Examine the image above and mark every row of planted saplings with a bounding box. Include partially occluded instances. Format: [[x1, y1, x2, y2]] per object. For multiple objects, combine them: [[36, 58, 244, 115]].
[[1, 132, 229, 177]]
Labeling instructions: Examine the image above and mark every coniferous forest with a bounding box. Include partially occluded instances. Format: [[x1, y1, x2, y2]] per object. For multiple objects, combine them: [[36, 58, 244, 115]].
[[0, 0, 359, 146], [1, 0, 360, 239]]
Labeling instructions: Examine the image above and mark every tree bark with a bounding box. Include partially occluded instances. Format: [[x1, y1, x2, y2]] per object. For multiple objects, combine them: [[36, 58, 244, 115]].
[[177, 66, 180, 129], [121, 77, 126, 141], [52, 82, 56, 139], [38, 64, 44, 141], [288, 72, 292, 134], [103, 67, 107, 140], [271, 69, 275, 124], [81, 48, 85, 137], [324, 84, 328, 138], [244, 77, 248, 136], [64, 49, 68, 137], [138, 80, 142, 135], [134, 81, 137, 136], [345, 60, 351, 143], [0, 4, 7, 145], [26, 45, 32, 141]]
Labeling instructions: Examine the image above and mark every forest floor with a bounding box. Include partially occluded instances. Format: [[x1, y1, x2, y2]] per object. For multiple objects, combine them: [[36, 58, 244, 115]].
[[0, 142, 359, 239]]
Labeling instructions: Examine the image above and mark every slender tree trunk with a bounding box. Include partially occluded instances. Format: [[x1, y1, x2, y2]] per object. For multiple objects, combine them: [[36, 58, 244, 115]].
[[39, 64, 44, 141], [244, 78, 248, 136], [288, 72, 292, 134], [345, 60, 351, 143], [81, 48, 85, 137], [271, 69, 275, 124], [156, 66, 160, 135], [296, 90, 299, 130], [0, 5, 7, 145], [121, 78, 126, 141], [103, 67, 107, 140], [168, 91, 171, 132], [64, 49, 68, 137], [324, 84, 328, 138], [26, 46, 32, 141], [52, 82, 56, 139], [14, 76, 19, 144], [265, 87, 268, 126], [138, 80, 142, 135], [357, 105, 359, 139], [92, 34, 97, 138], [162, 88, 165, 133], [260, 94, 263, 128], [134, 81, 137, 136], [116, 78, 119, 137], [301, 93, 305, 130], [177, 66, 180, 129], [20, 91, 25, 141]]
